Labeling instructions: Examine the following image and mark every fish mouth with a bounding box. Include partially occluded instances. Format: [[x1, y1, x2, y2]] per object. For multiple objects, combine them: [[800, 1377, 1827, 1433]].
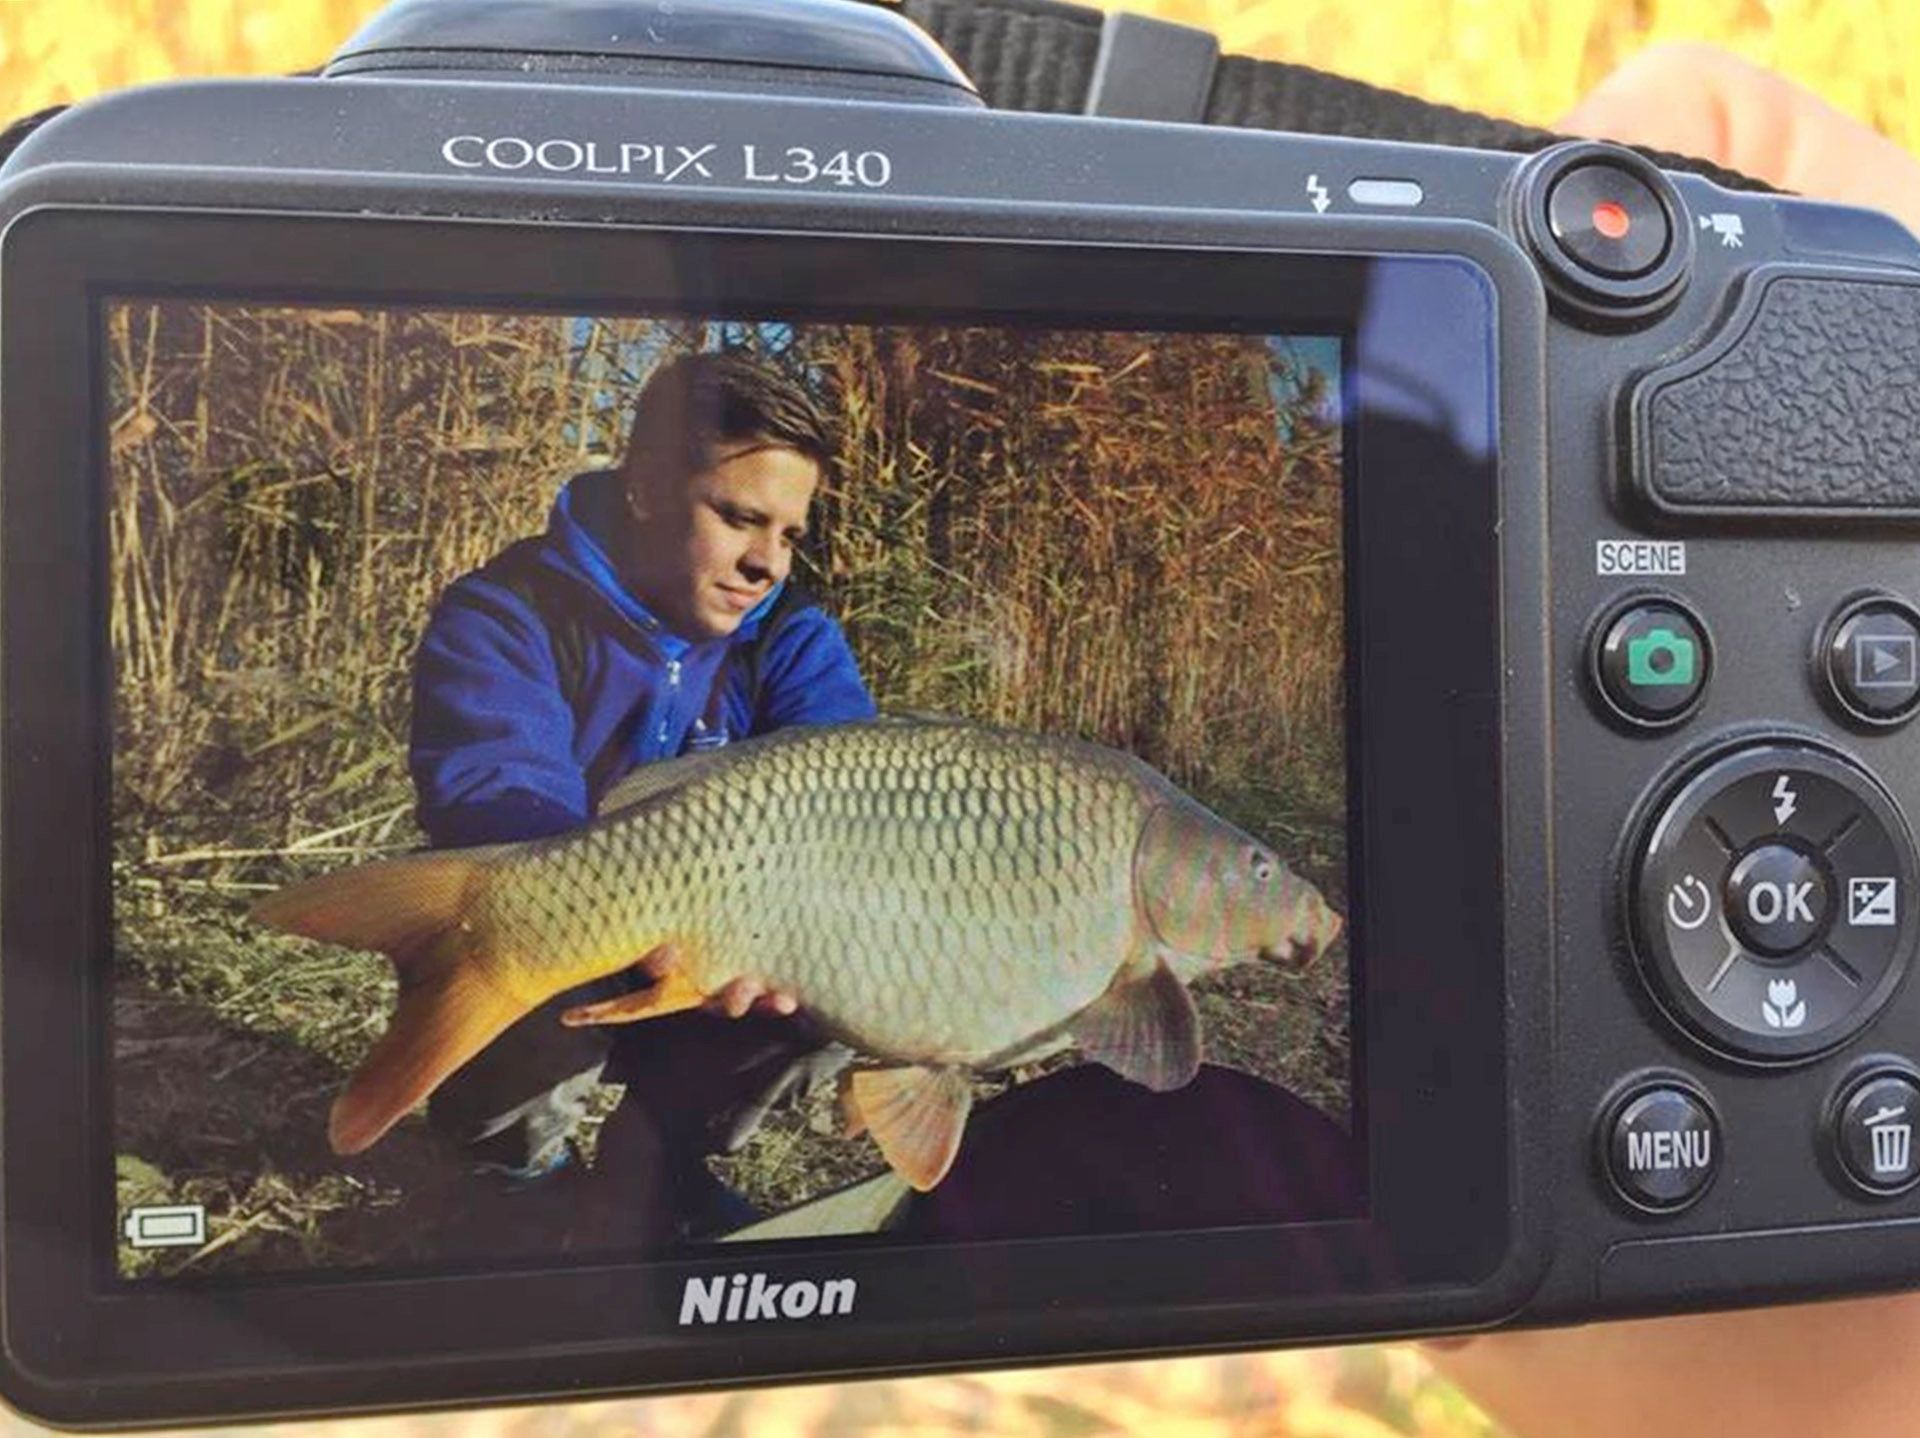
[[1261, 907, 1346, 966]]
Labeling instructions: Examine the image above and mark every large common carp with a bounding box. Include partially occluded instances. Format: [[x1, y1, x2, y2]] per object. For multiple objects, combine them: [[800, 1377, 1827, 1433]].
[[254, 718, 1342, 1190]]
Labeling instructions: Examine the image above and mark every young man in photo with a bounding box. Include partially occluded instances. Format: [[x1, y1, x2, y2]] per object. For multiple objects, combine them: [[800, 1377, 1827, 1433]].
[[407, 349, 874, 1248]]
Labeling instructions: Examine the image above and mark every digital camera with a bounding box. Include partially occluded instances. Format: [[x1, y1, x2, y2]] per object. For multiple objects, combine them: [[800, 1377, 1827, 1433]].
[[5, 0, 1920, 1425]]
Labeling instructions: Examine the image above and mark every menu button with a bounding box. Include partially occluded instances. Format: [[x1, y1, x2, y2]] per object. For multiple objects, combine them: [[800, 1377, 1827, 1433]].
[[1603, 1082, 1720, 1214]]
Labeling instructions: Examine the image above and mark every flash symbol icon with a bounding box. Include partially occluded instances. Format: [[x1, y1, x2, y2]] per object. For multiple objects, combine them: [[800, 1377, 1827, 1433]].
[[1772, 775, 1799, 826]]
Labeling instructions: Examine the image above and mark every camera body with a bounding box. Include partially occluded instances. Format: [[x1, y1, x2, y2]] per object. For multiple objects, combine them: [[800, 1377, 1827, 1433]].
[[6, 0, 1920, 1424]]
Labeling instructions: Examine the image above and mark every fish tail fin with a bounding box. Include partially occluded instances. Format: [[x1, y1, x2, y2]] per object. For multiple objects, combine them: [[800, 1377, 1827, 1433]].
[[845, 1066, 973, 1192], [251, 846, 525, 1155], [327, 958, 526, 1154]]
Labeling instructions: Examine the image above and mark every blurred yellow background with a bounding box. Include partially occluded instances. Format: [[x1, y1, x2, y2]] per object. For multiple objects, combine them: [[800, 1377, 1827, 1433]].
[[4, 0, 1917, 144], [1, 1, 1915, 1436]]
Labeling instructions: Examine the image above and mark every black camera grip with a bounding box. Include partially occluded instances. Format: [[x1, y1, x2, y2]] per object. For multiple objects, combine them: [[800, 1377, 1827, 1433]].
[[1632, 271, 1920, 517]]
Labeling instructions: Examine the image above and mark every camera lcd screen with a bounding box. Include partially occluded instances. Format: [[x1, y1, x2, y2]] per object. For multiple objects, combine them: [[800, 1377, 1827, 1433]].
[[1, 215, 1518, 1398], [104, 298, 1355, 1280]]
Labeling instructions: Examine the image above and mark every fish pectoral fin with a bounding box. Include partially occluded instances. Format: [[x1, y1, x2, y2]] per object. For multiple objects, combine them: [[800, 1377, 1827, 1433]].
[[330, 963, 527, 1156], [1076, 956, 1201, 1093], [560, 967, 706, 1026], [845, 1066, 973, 1192]]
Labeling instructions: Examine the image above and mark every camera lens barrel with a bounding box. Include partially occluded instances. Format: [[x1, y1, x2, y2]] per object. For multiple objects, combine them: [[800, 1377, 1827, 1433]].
[[324, 0, 981, 102]]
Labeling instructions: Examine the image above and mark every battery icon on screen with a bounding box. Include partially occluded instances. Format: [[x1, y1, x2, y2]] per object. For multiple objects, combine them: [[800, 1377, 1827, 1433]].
[[122, 1204, 206, 1249]]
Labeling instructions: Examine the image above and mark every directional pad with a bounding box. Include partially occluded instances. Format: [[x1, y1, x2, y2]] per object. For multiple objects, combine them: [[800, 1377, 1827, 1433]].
[[1631, 742, 1918, 1062]]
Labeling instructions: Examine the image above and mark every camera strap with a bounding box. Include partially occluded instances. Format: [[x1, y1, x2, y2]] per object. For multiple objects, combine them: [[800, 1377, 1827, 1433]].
[[889, 0, 1776, 193]]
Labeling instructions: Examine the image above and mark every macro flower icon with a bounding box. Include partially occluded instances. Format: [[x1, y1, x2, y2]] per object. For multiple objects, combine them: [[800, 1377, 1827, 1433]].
[[1763, 978, 1807, 1030]]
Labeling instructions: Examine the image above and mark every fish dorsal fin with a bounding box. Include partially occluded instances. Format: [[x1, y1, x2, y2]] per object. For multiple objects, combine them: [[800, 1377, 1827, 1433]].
[[594, 747, 736, 817], [1076, 955, 1201, 1093], [845, 1066, 973, 1192]]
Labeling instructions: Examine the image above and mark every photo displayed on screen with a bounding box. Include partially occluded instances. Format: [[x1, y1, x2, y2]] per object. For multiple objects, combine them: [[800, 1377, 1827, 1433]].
[[106, 300, 1354, 1278]]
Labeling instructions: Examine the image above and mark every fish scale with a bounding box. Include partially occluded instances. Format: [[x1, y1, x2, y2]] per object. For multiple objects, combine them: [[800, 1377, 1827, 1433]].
[[482, 724, 1139, 1058]]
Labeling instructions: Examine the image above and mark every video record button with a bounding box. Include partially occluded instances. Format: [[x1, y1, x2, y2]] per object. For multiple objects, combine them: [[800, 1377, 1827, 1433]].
[[1594, 598, 1710, 727], [1604, 1082, 1719, 1214], [1834, 1069, 1920, 1196], [1548, 163, 1672, 279]]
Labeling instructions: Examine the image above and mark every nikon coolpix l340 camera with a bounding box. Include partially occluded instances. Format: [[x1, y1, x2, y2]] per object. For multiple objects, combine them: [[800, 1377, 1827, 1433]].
[[5, 0, 1920, 1424]]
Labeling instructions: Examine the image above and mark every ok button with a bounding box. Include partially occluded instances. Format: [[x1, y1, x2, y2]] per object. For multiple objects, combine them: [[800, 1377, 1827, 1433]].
[[1726, 843, 1831, 958]]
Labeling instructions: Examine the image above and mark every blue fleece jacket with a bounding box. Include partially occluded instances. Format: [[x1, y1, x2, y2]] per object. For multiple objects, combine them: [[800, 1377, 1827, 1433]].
[[409, 470, 876, 848]]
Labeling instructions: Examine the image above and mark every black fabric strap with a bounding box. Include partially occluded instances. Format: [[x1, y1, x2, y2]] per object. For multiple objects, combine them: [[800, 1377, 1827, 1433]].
[[897, 0, 1777, 192]]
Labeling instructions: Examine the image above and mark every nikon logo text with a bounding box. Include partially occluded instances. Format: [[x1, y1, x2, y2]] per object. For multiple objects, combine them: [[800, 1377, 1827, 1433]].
[[678, 1273, 857, 1325]]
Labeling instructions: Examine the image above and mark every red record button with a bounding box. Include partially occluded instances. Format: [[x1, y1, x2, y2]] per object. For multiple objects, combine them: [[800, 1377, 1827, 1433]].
[[1591, 200, 1632, 240], [1548, 163, 1672, 278]]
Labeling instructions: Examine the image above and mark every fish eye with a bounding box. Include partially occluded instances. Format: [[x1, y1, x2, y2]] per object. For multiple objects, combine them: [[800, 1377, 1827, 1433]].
[[1248, 850, 1274, 881]]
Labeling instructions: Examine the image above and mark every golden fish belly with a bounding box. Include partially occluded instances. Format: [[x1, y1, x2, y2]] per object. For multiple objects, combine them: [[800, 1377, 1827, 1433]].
[[477, 722, 1160, 1062]]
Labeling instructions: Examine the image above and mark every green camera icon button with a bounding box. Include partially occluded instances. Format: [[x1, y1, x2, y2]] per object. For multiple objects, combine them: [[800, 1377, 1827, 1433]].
[[1626, 627, 1698, 688], [1595, 599, 1711, 726]]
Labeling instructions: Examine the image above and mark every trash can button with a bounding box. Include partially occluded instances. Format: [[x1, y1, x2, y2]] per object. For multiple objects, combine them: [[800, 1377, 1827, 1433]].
[[1834, 1069, 1920, 1196]]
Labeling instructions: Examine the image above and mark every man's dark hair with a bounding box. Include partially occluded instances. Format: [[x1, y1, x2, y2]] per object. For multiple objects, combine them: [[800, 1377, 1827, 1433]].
[[624, 350, 837, 488]]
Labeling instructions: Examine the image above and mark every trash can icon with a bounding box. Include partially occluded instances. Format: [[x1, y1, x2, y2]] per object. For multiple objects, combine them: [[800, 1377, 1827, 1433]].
[[1867, 1106, 1913, 1176]]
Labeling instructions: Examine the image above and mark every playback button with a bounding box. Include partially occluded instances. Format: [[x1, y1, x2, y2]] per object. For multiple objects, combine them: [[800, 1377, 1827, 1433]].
[[1824, 595, 1920, 728]]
